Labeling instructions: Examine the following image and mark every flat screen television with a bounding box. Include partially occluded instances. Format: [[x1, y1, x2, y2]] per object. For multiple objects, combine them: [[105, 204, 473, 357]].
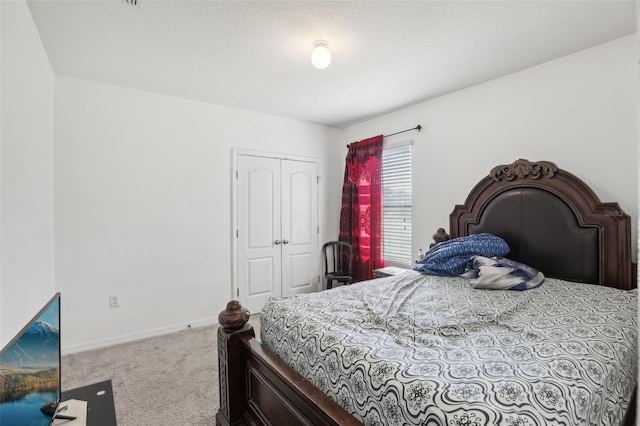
[[0, 293, 61, 426]]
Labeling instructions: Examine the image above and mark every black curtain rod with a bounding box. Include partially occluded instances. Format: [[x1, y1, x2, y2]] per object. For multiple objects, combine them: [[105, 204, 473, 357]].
[[347, 125, 421, 148]]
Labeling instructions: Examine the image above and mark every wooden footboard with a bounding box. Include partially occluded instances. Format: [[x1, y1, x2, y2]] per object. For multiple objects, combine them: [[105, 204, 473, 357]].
[[216, 301, 362, 426]]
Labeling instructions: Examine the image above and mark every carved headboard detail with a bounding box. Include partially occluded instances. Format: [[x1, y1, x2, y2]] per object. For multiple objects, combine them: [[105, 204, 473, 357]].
[[489, 159, 558, 181]]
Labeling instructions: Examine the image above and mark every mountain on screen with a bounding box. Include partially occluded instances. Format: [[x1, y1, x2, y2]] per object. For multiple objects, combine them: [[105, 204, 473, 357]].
[[0, 321, 59, 367]]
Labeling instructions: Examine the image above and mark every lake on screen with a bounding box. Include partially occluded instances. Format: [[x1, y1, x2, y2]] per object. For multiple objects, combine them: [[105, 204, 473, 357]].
[[0, 390, 57, 426]]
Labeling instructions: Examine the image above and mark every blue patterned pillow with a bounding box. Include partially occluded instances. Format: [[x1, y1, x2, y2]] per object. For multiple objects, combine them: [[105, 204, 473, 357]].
[[467, 256, 545, 290], [413, 233, 509, 276]]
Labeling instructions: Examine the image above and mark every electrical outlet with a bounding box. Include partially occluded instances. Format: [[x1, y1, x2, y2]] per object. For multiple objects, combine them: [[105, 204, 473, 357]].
[[109, 294, 120, 308]]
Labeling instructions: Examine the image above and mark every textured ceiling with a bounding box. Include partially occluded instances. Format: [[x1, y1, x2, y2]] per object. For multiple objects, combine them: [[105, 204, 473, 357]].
[[27, 1, 636, 128]]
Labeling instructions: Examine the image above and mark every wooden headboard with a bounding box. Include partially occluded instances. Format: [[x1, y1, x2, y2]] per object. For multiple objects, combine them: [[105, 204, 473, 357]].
[[450, 159, 633, 290]]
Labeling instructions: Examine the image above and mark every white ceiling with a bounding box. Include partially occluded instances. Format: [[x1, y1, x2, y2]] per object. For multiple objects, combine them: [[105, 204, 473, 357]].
[[27, 0, 636, 128]]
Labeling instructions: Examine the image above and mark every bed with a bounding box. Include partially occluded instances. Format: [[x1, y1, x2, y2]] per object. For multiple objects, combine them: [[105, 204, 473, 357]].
[[216, 158, 637, 426]]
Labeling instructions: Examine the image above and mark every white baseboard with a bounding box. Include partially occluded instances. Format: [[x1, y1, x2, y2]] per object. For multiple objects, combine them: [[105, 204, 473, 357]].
[[61, 316, 219, 355]]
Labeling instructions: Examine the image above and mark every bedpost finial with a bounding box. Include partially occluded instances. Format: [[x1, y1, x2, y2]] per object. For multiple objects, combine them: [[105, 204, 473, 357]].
[[430, 228, 451, 248], [489, 159, 558, 182], [218, 300, 250, 331]]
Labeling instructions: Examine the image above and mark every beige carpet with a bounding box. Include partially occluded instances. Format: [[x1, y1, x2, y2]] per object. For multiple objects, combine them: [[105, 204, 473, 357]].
[[62, 315, 261, 426]]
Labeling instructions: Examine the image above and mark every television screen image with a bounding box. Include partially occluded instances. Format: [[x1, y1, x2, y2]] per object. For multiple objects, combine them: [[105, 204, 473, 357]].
[[0, 293, 61, 426]]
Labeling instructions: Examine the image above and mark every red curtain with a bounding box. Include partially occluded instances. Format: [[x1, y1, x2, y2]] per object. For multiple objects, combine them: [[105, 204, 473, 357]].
[[339, 135, 384, 282]]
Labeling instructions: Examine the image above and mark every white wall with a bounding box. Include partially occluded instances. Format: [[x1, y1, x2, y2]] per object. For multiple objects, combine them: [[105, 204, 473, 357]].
[[0, 0, 55, 348], [55, 77, 341, 352], [342, 35, 637, 261]]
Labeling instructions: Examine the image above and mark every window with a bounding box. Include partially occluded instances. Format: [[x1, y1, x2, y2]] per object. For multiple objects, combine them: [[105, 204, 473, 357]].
[[381, 142, 412, 266]]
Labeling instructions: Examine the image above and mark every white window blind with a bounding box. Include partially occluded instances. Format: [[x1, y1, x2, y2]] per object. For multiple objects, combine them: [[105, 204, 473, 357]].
[[382, 143, 412, 266]]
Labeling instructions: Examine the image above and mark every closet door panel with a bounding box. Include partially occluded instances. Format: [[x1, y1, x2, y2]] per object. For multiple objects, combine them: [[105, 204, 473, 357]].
[[287, 253, 313, 291], [237, 155, 282, 314], [247, 258, 275, 295], [281, 160, 318, 297]]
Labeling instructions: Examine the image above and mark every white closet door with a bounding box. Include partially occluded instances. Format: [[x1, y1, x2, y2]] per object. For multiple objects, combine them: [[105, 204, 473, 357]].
[[280, 160, 318, 297], [237, 155, 282, 314]]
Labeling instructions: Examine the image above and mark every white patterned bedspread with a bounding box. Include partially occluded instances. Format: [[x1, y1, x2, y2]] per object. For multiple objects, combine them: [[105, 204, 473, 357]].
[[261, 271, 638, 426]]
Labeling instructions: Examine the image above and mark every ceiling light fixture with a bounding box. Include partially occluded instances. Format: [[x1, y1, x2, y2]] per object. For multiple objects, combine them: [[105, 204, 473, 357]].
[[311, 40, 331, 70]]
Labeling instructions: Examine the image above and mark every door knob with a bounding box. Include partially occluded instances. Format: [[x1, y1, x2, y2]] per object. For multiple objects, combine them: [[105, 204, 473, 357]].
[[282, 239, 290, 244], [274, 240, 282, 245]]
